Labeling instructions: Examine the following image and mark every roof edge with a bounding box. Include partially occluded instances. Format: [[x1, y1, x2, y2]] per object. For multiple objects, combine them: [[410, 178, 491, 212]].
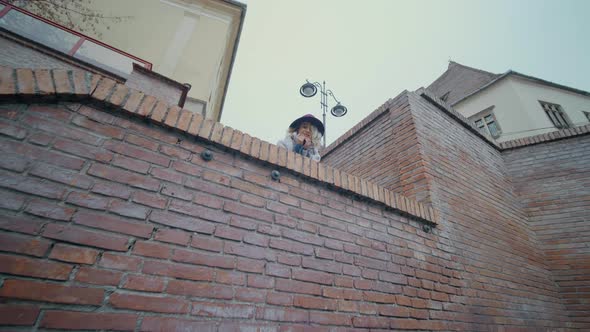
[[0, 65, 438, 226], [452, 70, 590, 106]]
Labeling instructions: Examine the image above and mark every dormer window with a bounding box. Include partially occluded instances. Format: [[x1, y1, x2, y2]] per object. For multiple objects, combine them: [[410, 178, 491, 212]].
[[540, 101, 570, 129], [469, 106, 501, 139]]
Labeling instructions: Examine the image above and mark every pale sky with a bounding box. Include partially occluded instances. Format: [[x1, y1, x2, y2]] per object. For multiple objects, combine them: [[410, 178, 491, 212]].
[[221, 0, 590, 146]]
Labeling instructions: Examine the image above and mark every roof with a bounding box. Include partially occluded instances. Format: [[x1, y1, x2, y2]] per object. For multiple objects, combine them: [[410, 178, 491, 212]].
[[428, 61, 590, 106], [427, 61, 501, 105]]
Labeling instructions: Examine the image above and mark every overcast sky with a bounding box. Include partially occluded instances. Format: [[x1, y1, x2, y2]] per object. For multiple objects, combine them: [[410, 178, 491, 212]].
[[221, 0, 590, 146]]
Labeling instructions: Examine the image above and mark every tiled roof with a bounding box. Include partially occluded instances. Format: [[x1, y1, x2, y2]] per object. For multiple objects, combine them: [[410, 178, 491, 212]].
[[427, 61, 501, 105]]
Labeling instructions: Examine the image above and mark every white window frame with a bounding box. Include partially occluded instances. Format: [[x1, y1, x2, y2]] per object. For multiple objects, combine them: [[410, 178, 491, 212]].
[[539, 101, 570, 129], [469, 106, 502, 139]]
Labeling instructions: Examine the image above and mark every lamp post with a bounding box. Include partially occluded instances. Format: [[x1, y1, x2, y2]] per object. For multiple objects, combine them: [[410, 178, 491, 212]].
[[299, 80, 348, 147]]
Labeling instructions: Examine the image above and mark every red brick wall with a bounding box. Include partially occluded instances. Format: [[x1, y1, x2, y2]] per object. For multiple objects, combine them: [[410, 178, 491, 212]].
[[1, 102, 446, 331], [323, 93, 433, 204], [504, 135, 590, 329], [323, 91, 575, 329], [407, 92, 574, 328]]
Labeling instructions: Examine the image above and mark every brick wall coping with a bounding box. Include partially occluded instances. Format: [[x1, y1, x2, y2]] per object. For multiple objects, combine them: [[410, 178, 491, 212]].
[[0, 65, 439, 225]]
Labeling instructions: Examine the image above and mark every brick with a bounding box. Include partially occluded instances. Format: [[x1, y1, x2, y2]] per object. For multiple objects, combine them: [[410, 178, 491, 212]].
[[220, 126, 234, 146], [109, 199, 150, 219], [151, 167, 183, 184], [192, 301, 255, 318], [267, 292, 293, 306], [33, 69, 54, 95], [191, 235, 223, 252], [216, 226, 246, 241], [276, 279, 321, 296], [110, 292, 190, 314], [150, 210, 216, 233], [173, 160, 201, 176], [256, 308, 308, 323], [123, 274, 166, 292], [167, 279, 233, 299], [133, 241, 172, 259], [294, 295, 337, 310], [123, 90, 145, 113], [25, 199, 72, 226], [0, 169, 66, 199], [133, 190, 167, 208], [112, 154, 150, 173], [0, 232, 51, 257], [0, 121, 27, 139], [0, 253, 72, 280], [73, 210, 153, 238], [270, 238, 314, 255], [92, 181, 132, 199], [29, 162, 93, 189], [43, 224, 128, 251], [53, 138, 112, 163], [169, 200, 229, 223], [49, 244, 99, 264], [137, 95, 157, 116], [99, 253, 142, 271], [0, 153, 28, 173], [66, 191, 110, 209], [177, 109, 193, 131], [188, 113, 204, 135], [140, 317, 216, 332], [75, 266, 123, 286], [126, 133, 159, 151], [103, 140, 170, 166], [155, 228, 190, 245], [91, 77, 117, 101], [310, 312, 352, 326], [16, 68, 34, 94], [160, 144, 191, 160], [226, 242, 275, 261], [0, 215, 44, 235], [164, 105, 181, 127], [237, 257, 265, 273], [173, 249, 235, 269], [292, 268, 334, 285], [236, 287, 267, 303], [72, 70, 90, 95], [0, 66, 16, 95], [0, 279, 104, 305], [0, 304, 40, 326], [40, 310, 138, 331], [248, 275, 274, 289], [150, 100, 168, 122], [353, 316, 391, 328], [107, 83, 129, 106], [0, 189, 25, 211], [143, 260, 214, 281], [88, 163, 160, 191], [216, 270, 246, 286]]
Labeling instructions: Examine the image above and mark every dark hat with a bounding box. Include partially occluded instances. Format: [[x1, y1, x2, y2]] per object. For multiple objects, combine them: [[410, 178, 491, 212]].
[[289, 114, 324, 136]]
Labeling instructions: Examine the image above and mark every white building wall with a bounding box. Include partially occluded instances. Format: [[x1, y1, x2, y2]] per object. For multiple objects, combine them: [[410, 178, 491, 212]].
[[455, 76, 590, 142]]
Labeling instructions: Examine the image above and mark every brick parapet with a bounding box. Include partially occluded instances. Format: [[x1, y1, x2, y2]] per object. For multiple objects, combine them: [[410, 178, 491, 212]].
[[0, 65, 437, 225]]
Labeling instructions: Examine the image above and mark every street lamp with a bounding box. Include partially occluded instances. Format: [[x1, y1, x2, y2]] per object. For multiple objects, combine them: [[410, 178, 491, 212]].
[[299, 80, 348, 147]]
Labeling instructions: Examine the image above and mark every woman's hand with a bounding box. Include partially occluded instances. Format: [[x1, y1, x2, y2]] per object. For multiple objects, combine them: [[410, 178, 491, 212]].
[[296, 134, 312, 149]]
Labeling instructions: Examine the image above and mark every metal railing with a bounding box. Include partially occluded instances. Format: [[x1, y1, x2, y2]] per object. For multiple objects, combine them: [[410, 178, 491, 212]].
[[0, 0, 152, 77]]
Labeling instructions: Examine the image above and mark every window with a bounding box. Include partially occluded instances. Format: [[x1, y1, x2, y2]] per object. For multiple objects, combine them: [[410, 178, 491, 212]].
[[539, 101, 570, 129], [469, 107, 501, 139], [583, 111, 590, 122]]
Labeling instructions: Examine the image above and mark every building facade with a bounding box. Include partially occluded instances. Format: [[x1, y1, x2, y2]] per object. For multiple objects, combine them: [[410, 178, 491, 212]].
[[0, 0, 246, 121], [427, 62, 590, 142]]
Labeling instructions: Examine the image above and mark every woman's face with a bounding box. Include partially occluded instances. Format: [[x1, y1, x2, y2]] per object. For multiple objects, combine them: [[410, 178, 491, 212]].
[[298, 122, 313, 140]]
